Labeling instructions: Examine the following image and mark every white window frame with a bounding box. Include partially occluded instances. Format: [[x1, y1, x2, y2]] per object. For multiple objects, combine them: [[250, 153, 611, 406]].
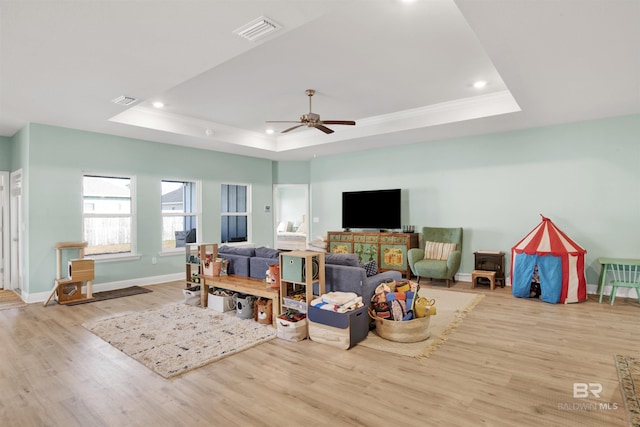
[[82, 173, 138, 261], [161, 179, 201, 254], [220, 182, 251, 244]]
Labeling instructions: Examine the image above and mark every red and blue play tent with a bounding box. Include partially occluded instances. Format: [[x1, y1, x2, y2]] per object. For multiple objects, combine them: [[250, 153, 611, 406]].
[[511, 215, 587, 304]]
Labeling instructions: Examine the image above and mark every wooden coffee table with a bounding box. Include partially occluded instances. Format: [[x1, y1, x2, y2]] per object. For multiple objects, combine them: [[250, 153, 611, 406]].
[[199, 274, 280, 326]]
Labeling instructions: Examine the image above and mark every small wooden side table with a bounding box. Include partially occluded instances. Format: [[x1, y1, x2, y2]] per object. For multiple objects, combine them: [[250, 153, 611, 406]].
[[472, 270, 497, 290], [474, 251, 505, 288]]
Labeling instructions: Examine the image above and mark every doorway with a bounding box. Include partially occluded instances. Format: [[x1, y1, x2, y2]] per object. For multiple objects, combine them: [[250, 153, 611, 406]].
[[273, 184, 309, 251], [9, 170, 23, 292], [0, 172, 8, 289]]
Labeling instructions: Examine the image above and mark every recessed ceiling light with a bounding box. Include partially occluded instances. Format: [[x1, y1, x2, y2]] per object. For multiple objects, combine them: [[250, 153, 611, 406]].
[[205, 128, 214, 136], [266, 129, 275, 135], [152, 101, 165, 109], [473, 81, 487, 89]]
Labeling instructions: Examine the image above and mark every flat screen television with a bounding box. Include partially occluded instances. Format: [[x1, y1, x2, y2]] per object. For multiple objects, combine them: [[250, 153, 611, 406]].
[[341, 188, 401, 230]]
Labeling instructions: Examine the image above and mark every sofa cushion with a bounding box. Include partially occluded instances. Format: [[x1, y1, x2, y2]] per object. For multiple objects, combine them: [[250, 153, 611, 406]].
[[324, 253, 360, 267], [218, 246, 255, 257], [360, 260, 378, 277], [255, 247, 280, 259], [423, 241, 456, 261]]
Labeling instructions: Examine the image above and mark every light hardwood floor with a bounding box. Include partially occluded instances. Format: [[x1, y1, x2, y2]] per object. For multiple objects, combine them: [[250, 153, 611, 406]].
[[1, 280, 637, 427]]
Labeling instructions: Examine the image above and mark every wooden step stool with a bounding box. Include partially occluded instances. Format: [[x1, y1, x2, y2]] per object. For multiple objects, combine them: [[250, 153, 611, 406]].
[[472, 270, 497, 290]]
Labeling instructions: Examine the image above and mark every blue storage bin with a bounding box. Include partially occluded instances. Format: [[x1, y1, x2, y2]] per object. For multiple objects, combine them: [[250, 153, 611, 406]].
[[307, 304, 368, 349]]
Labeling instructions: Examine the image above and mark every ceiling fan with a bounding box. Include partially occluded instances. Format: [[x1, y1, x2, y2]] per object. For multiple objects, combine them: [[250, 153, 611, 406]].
[[266, 89, 356, 134]]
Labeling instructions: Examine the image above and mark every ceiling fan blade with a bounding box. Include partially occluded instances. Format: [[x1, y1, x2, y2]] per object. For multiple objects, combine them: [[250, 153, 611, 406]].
[[282, 124, 305, 133], [314, 124, 334, 134], [266, 120, 302, 123], [321, 120, 356, 126]]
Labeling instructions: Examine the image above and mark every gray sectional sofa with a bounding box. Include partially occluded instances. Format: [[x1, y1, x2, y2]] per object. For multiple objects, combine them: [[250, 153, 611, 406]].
[[322, 253, 402, 308], [217, 246, 280, 279], [217, 246, 402, 308]]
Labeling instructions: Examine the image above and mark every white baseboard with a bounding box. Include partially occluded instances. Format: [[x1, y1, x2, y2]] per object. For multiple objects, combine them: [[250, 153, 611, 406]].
[[457, 273, 638, 299], [24, 272, 183, 304]]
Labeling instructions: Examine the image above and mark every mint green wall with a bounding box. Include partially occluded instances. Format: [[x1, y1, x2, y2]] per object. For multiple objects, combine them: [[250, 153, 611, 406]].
[[0, 136, 11, 170], [310, 114, 640, 284], [11, 126, 29, 172], [10, 126, 31, 293], [14, 114, 640, 296], [26, 124, 274, 295], [273, 161, 309, 184]]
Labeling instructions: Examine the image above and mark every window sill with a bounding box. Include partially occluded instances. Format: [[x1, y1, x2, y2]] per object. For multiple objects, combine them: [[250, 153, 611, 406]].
[[91, 253, 142, 263], [160, 248, 183, 256]]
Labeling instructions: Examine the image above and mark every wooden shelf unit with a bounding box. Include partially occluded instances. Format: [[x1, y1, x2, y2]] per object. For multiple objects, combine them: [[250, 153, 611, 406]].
[[185, 243, 218, 288], [279, 251, 325, 316]]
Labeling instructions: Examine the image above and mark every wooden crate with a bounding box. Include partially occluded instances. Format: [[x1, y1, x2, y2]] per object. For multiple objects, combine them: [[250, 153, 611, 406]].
[[69, 259, 94, 282], [56, 280, 83, 303]]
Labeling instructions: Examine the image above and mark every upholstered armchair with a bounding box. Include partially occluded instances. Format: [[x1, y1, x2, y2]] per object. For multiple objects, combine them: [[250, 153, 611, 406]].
[[408, 227, 463, 287]]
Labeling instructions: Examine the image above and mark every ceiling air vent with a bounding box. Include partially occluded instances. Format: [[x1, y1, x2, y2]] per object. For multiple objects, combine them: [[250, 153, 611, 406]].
[[233, 16, 281, 42], [111, 95, 138, 106]]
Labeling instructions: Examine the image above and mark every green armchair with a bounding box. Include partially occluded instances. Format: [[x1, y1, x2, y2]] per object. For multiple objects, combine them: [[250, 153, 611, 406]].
[[408, 227, 463, 287]]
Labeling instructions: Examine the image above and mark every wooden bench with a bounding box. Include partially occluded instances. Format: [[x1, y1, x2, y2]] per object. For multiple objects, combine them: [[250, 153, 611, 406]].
[[471, 270, 497, 290], [199, 275, 279, 326]]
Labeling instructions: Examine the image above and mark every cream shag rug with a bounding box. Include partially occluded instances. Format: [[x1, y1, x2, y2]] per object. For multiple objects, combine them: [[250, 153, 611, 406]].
[[360, 288, 484, 358], [83, 303, 277, 379], [0, 289, 27, 311], [615, 355, 640, 427]]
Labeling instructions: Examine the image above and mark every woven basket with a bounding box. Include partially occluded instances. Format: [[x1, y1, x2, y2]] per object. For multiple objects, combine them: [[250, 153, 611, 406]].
[[369, 309, 432, 343]]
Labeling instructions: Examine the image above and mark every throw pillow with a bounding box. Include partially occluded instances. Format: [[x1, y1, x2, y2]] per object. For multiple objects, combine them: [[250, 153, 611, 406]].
[[360, 260, 378, 277], [423, 241, 456, 261], [296, 222, 307, 234], [324, 253, 360, 267]]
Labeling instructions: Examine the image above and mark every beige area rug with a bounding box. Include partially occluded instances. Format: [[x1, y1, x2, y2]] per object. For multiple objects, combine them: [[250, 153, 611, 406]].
[[615, 355, 640, 427], [360, 288, 484, 358], [83, 303, 277, 379], [0, 289, 27, 311]]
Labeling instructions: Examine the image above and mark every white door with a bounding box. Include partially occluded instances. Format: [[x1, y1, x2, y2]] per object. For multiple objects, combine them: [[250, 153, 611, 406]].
[[10, 170, 23, 292], [0, 171, 8, 289]]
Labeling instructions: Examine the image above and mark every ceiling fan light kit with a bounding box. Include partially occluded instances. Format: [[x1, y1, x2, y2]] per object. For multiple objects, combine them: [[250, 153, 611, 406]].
[[267, 89, 356, 134]]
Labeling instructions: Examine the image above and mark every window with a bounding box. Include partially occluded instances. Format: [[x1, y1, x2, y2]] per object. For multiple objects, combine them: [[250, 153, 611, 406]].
[[221, 183, 250, 243], [162, 180, 199, 250], [83, 174, 134, 256]]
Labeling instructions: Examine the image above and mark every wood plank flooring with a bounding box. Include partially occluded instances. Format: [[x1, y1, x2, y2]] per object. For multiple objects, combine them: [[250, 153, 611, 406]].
[[0, 280, 637, 426]]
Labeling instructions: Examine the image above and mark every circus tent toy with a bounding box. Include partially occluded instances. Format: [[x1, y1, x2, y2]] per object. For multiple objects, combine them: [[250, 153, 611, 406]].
[[511, 215, 587, 304]]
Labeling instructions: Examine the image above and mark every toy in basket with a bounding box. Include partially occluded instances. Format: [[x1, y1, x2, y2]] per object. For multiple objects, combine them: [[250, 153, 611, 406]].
[[369, 280, 436, 343]]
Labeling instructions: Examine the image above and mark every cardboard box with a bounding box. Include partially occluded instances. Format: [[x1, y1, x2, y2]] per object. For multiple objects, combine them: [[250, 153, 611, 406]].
[[308, 305, 368, 350], [68, 259, 94, 282]]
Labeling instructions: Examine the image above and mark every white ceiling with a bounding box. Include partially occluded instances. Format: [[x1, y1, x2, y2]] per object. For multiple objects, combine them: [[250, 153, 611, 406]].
[[1, 0, 638, 161]]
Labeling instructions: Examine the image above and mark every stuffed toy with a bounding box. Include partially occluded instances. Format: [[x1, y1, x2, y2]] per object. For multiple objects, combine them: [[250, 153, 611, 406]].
[[254, 298, 273, 324]]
